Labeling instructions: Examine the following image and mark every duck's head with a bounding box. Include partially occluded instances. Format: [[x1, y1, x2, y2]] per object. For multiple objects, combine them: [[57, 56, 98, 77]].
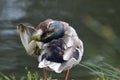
[[40, 21, 65, 43], [30, 19, 65, 43]]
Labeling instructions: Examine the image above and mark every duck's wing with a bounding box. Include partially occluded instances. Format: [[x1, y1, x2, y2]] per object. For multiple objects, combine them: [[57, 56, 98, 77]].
[[17, 24, 42, 56], [63, 37, 83, 61], [63, 26, 84, 63]]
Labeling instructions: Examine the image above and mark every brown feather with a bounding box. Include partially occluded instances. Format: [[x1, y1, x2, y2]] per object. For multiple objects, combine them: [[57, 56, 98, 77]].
[[36, 19, 53, 31], [18, 24, 25, 32]]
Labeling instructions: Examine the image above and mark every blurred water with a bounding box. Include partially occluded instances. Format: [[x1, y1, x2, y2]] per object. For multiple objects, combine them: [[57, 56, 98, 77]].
[[0, 0, 120, 79], [0, 0, 31, 20]]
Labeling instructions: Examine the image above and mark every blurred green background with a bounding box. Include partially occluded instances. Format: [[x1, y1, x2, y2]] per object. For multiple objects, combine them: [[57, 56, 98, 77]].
[[0, 0, 120, 80]]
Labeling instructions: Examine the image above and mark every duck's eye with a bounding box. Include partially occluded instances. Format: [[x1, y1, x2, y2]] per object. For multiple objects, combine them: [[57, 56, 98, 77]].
[[46, 29, 54, 34]]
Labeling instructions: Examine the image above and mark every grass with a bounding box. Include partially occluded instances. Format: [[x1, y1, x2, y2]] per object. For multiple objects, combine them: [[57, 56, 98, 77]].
[[0, 63, 120, 80], [0, 67, 52, 80], [79, 63, 120, 80]]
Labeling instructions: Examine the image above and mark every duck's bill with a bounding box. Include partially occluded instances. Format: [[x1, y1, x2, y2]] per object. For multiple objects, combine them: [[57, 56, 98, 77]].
[[17, 24, 43, 56]]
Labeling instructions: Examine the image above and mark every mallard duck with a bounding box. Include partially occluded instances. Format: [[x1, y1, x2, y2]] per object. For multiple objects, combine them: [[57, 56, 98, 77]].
[[17, 19, 84, 80]]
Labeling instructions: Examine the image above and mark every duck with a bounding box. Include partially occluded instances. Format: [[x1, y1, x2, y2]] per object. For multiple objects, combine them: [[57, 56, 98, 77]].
[[17, 19, 84, 80]]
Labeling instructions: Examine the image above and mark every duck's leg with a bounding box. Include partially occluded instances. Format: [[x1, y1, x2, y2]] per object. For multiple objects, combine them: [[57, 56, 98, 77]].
[[64, 69, 69, 80], [43, 68, 47, 80]]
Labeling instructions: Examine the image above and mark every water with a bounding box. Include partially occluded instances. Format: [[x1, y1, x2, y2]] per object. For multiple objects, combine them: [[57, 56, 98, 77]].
[[0, 0, 120, 79]]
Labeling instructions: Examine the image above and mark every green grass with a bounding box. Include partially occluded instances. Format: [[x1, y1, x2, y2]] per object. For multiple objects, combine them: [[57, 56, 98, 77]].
[[0, 67, 51, 80], [0, 63, 120, 80], [79, 63, 120, 80]]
